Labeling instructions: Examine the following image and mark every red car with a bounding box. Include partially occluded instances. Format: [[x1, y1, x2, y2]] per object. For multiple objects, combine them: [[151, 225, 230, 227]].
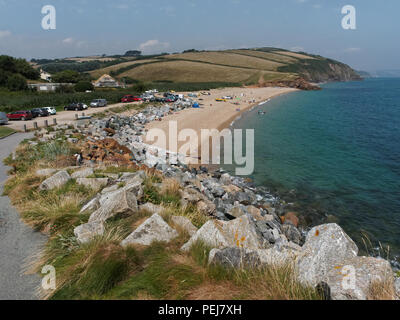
[[7, 110, 33, 121], [121, 95, 142, 103]]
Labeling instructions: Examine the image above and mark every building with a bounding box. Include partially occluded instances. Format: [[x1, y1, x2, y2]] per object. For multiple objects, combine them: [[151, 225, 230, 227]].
[[92, 74, 124, 88], [40, 69, 52, 82], [28, 83, 73, 92]]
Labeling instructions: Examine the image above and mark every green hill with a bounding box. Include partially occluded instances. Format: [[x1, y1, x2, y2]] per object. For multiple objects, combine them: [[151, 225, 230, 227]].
[[84, 48, 361, 86]]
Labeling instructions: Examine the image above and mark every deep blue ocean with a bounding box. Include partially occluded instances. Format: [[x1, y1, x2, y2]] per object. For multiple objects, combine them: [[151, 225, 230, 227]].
[[229, 78, 400, 263]]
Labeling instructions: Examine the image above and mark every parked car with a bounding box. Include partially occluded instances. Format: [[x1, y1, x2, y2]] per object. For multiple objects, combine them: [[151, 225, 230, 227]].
[[0, 112, 8, 125], [7, 111, 33, 121], [90, 99, 108, 107], [155, 97, 166, 103], [64, 103, 87, 111], [121, 94, 135, 102], [43, 107, 57, 115], [31, 108, 48, 118]]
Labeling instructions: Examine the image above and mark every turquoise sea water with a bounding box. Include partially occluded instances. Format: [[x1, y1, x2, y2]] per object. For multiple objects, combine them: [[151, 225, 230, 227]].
[[229, 78, 400, 262]]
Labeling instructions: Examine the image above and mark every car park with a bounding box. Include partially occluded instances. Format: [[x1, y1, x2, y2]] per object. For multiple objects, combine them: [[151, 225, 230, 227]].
[[31, 108, 48, 118], [90, 99, 108, 107], [64, 103, 88, 111], [43, 107, 56, 115], [6, 111, 33, 121]]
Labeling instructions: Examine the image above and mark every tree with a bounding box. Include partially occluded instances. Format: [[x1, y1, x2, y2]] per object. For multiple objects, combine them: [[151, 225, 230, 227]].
[[74, 81, 94, 92], [15, 58, 40, 80], [6, 74, 27, 91], [124, 50, 142, 57], [52, 70, 81, 83]]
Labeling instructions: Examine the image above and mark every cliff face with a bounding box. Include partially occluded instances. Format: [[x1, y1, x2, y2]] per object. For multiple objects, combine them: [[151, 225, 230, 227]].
[[278, 58, 362, 83]]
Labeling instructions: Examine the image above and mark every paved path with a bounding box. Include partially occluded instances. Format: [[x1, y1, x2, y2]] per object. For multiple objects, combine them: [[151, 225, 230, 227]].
[[0, 133, 47, 300]]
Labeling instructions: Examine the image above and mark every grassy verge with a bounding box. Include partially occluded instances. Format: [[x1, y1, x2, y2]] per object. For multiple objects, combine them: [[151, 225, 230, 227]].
[[3, 132, 322, 300], [0, 126, 16, 138]]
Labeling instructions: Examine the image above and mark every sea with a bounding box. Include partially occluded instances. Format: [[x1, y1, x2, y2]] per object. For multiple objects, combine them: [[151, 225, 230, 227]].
[[226, 78, 400, 266]]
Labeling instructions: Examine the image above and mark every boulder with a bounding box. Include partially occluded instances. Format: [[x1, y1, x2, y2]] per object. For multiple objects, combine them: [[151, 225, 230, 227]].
[[209, 242, 301, 269], [80, 195, 100, 213], [181, 215, 267, 251], [139, 202, 164, 214], [257, 243, 301, 267], [89, 187, 139, 222], [39, 170, 71, 190], [171, 216, 198, 236], [71, 167, 94, 179], [74, 221, 104, 243], [101, 184, 119, 194], [227, 206, 246, 219], [283, 212, 299, 228], [196, 200, 216, 215], [36, 168, 57, 177], [121, 213, 178, 246], [208, 248, 261, 268], [222, 184, 242, 194], [325, 256, 395, 300], [297, 223, 359, 287], [246, 205, 264, 221], [76, 178, 109, 191], [281, 223, 302, 245]]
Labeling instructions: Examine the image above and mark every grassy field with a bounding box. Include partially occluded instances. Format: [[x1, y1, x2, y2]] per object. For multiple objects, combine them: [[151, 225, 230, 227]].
[[119, 60, 262, 83], [166, 51, 284, 71], [0, 126, 16, 138], [89, 59, 158, 79]]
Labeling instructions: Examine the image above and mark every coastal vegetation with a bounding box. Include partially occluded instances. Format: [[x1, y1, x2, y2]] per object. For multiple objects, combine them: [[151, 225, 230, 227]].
[[3, 134, 322, 300]]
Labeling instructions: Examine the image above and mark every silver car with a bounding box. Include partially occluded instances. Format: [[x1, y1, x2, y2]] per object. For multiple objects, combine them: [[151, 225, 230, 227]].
[[0, 112, 8, 125], [90, 99, 108, 107]]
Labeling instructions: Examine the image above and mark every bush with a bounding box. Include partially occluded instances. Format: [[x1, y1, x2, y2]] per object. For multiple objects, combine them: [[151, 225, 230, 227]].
[[74, 81, 94, 92], [6, 74, 27, 91]]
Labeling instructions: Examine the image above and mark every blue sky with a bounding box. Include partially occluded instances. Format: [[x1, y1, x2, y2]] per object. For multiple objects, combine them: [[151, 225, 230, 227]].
[[0, 0, 398, 71]]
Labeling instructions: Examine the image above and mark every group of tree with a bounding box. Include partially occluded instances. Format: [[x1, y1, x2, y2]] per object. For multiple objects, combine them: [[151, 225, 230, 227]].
[[51, 70, 94, 92], [0, 55, 40, 91]]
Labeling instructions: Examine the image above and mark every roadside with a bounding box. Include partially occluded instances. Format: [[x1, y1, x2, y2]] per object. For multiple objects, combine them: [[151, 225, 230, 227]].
[[0, 126, 16, 139], [4, 102, 141, 132], [0, 132, 47, 300]]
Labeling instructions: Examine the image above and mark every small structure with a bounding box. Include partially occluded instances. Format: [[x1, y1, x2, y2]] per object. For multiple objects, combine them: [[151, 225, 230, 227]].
[[40, 69, 52, 82], [92, 74, 124, 88], [28, 83, 73, 92]]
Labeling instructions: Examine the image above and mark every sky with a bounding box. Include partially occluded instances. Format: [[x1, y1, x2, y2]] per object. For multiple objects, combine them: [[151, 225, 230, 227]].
[[0, 0, 399, 72]]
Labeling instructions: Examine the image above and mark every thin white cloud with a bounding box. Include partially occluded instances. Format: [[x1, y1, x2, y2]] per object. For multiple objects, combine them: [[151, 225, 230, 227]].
[[139, 39, 170, 53], [62, 37, 75, 44], [0, 30, 11, 38], [344, 47, 361, 53]]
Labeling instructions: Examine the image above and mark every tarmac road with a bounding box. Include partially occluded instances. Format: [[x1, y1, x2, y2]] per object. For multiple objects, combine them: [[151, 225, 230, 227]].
[[0, 132, 46, 300]]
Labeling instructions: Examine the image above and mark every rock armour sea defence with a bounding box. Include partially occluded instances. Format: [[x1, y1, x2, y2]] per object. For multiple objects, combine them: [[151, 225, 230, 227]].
[[35, 100, 398, 300]]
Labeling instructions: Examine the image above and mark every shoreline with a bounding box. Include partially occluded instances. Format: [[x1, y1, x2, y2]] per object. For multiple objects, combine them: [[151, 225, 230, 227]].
[[144, 86, 298, 161]]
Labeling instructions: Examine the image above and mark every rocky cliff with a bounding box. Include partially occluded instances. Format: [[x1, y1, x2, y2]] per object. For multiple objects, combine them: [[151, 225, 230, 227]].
[[278, 58, 363, 83]]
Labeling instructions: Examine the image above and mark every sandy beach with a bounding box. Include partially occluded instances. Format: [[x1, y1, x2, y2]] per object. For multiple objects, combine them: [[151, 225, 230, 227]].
[[144, 86, 297, 162]]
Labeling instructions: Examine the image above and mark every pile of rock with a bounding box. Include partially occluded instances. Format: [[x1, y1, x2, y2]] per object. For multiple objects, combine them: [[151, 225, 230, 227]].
[[81, 138, 135, 165]]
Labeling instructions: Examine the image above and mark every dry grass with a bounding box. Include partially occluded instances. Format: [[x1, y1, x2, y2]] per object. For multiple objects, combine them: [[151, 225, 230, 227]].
[[160, 178, 181, 195], [167, 51, 283, 71], [368, 278, 396, 300], [274, 51, 316, 60], [89, 59, 157, 79], [119, 60, 260, 83], [228, 49, 299, 64]]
